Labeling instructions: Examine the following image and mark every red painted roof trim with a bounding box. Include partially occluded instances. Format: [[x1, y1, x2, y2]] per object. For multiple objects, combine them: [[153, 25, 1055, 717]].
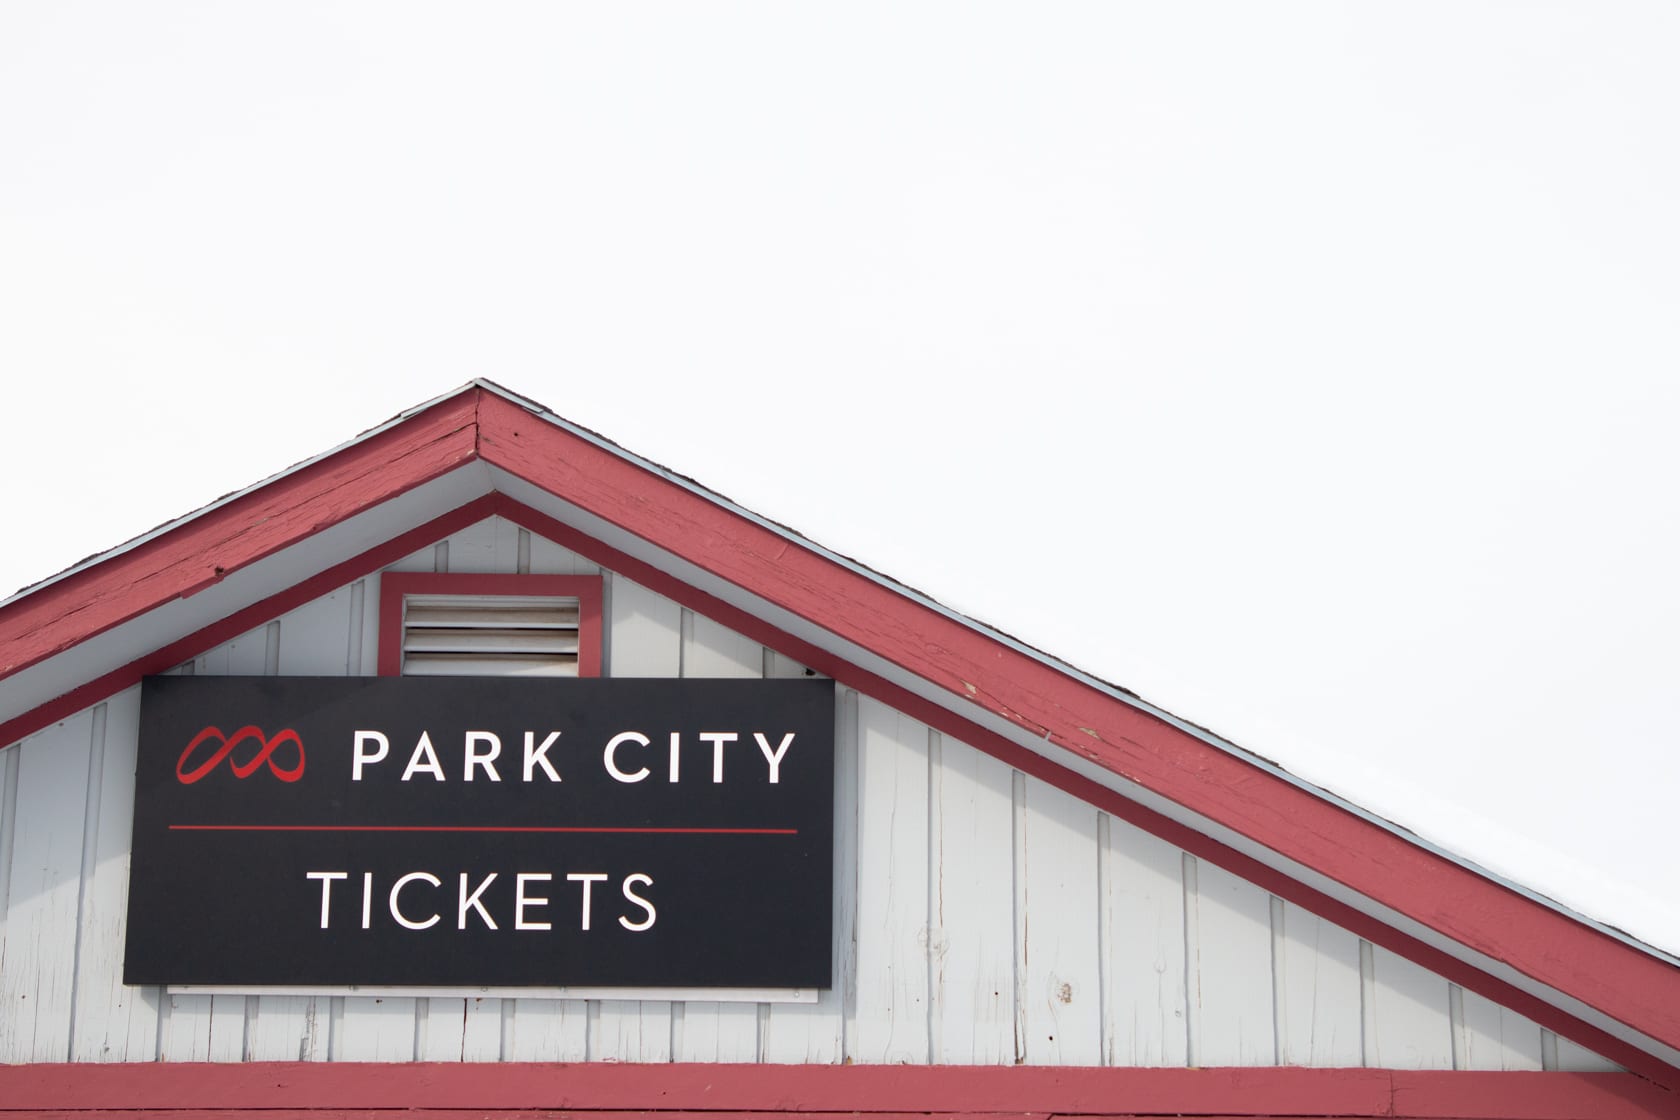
[[0, 497, 503, 749], [1, 384, 1677, 1065], [490, 495, 1680, 1090], [0, 1063, 1673, 1119], [0, 390, 480, 681], [472, 394, 1680, 1056]]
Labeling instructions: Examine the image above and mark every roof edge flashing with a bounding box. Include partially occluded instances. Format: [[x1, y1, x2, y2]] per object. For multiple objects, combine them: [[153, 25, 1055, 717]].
[[0, 382, 487, 611]]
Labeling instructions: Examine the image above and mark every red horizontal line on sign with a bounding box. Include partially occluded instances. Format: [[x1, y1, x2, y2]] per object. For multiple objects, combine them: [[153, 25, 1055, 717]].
[[167, 824, 799, 835]]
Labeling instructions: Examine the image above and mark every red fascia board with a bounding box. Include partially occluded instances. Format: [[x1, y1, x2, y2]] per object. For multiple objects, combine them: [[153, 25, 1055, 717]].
[[489, 495, 1680, 1090], [0, 1063, 1674, 1119], [0, 497, 503, 749], [376, 572, 605, 677], [473, 396, 1680, 1055], [0, 390, 481, 683]]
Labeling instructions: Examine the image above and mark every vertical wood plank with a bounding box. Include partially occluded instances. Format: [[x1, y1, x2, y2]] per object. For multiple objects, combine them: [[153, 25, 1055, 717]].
[[245, 996, 324, 1062], [416, 996, 503, 1061], [161, 986, 247, 1061], [331, 997, 417, 1061], [765, 650, 818, 679], [157, 993, 213, 1061], [0, 743, 18, 975], [592, 999, 672, 1061], [196, 623, 271, 676], [607, 578, 682, 677], [1555, 1033, 1623, 1072], [1457, 985, 1544, 1071], [1018, 775, 1102, 1065], [1366, 944, 1453, 1069], [459, 997, 503, 1060], [930, 734, 1014, 1064], [501, 997, 588, 1061], [274, 588, 354, 675], [1101, 814, 1188, 1067], [851, 696, 929, 1064], [206, 999, 248, 1061], [529, 533, 600, 575], [1275, 900, 1362, 1067], [442, 517, 520, 574], [415, 1001, 455, 1062], [1187, 857, 1275, 1066], [383, 545, 441, 574], [673, 1001, 757, 1062], [68, 687, 160, 1063], [0, 712, 92, 1062], [761, 686, 855, 1064], [352, 576, 379, 676], [682, 612, 761, 679]]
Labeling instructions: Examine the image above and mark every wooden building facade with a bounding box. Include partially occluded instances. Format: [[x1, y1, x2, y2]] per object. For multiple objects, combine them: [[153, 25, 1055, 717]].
[[1, 382, 1676, 1118]]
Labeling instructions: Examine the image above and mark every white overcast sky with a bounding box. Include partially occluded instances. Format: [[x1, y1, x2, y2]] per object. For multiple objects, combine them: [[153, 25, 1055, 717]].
[[3, 3, 1677, 954]]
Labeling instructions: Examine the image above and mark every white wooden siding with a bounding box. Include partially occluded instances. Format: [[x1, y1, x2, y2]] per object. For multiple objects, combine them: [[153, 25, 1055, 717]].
[[0, 516, 1624, 1071]]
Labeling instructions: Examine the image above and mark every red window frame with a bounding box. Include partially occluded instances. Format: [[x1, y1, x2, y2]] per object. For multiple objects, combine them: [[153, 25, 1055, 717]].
[[376, 571, 604, 678]]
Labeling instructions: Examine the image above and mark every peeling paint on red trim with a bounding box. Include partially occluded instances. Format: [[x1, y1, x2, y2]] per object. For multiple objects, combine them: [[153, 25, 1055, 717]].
[[0, 391, 480, 682], [0, 496, 501, 749]]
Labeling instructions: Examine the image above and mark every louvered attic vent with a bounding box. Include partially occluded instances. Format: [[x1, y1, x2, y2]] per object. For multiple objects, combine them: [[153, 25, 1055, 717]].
[[401, 594, 583, 677], [377, 572, 604, 678]]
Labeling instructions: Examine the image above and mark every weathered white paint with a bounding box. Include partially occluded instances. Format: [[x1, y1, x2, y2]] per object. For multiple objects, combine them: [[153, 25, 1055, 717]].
[[527, 530, 600, 577], [1365, 944, 1454, 1070], [1455, 985, 1543, 1071], [1555, 1031, 1623, 1072], [501, 990, 588, 1062], [0, 711, 94, 1062], [68, 686, 159, 1063], [852, 696, 930, 1064], [1018, 775, 1102, 1065], [1188, 855, 1275, 1065], [930, 732, 1014, 1064], [0, 516, 1626, 1070], [1276, 900, 1363, 1066], [1100, 813, 1187, 1067]]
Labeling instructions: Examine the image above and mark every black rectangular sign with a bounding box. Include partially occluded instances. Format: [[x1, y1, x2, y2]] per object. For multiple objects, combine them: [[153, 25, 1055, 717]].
[[124, 676, 834, 989]]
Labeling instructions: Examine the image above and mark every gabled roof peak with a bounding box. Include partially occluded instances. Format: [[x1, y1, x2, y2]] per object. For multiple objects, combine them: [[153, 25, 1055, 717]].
[[2, 384, 1678, 1084]]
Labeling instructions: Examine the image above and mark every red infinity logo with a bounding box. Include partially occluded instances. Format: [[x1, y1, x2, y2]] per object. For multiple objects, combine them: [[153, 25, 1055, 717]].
[[176, 726, 306, 784]]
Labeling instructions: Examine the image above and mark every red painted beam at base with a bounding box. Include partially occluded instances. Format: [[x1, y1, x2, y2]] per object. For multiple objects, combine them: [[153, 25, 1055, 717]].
[[1, 1063, 1675, 1120], [2, 1114, 1048, 1120], [1390, 1068, 1680, 1119]]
